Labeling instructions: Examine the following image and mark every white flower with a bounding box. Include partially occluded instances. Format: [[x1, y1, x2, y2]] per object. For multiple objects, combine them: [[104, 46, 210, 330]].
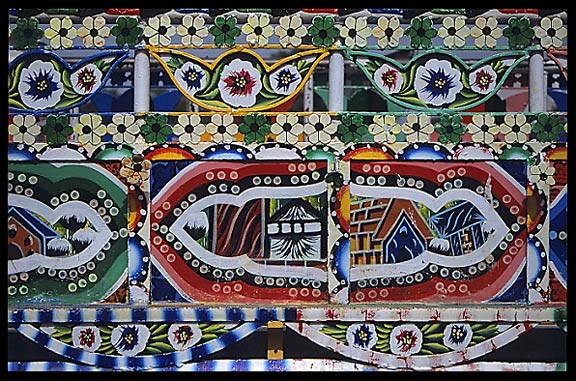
[[467, 114, 499, 143], [269, 64, 302, 95], [373, 63, 403, 94], [340, 17, 372, 48], [469, 64, 498, 95], [303, 113, 338, 144], [390, 323, 423, 356], [241, 14, 274, 46], [218, 59, 262, 108], [345, 323, 377, 349], [275, 15, 307, 47], [78, 16, 110, 48], [270, 114, 303, 144], [73, 113, 106, 145], [173, 114, 205, 144], [9, 114, 40, 145], [174, 61, 207, 97], [144, 15, 176, 46], [111, 324, 150, 356], [373, 16, 403, 48], [177, 15, 208, 47], [529, 160, 556, 190], [369, 114, 400, 143], [499, 114, 531, 144], [107, 113, 140, 144], [18, 60, 64, 109], [168, 324, 202, 351], [70, 63, 103, 95], [402, 114, 434, 143], [44, 17, 77, 49], [205, 114, 238, 142], [72, 325, 101, 352], [414, 59, 463, 106], [443, 323, 472, 351], [534, 17, 567, 49], [470, 17, 502, 48], [438, 17, 470, 48]]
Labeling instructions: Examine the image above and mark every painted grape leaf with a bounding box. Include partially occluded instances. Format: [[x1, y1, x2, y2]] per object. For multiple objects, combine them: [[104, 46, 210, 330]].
[[346, 50, 529, 111], [148, 47, 329, 111], [8, 50, 129, 112]]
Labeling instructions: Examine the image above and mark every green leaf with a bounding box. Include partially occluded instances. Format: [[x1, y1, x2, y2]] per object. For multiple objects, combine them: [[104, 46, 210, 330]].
[[472, 335, 486, 342], [9, 98, 26, 110], [144, 347, 163, 355], [8, 60, 26, 95], [422, 342, 450, 353], [421, 323, 442, 334], [147, 342, 174, 352], [424, 332, 445, 340]]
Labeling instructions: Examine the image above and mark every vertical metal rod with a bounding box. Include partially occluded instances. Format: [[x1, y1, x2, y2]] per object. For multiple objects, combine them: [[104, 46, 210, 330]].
[[529, 52, 546, 112], [303, 73, 314, 113], [328, 51, 345, 112], [134, 49, 151, 112]]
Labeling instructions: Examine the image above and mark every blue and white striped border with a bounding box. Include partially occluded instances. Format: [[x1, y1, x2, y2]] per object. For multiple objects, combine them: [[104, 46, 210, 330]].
[[15, 322, 261, 370]]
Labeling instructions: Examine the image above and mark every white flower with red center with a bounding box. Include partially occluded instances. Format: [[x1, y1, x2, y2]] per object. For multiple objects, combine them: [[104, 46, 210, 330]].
[[218, 59, 262, 108], [373, 63, 403, 94], [18, 60, 64, 109], [72, 325, 101, 352], [269, 64, 302, 95], [71, 63, 103, 95], [168, 324, 202, 351], [174, 62, 207, 97], [469, 65, 497, 95], [390, 323, 423, 356]]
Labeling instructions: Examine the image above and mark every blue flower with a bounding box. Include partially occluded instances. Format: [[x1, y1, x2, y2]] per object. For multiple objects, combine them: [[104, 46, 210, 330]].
[[270, 64, 301, 95], [414, 59, 463, 106], [18, 60, 64, 109], [443, 323, 472, 350], [111, 324, 150, 356], [346, 323, 377, 349], [175, 62, 207, 96]]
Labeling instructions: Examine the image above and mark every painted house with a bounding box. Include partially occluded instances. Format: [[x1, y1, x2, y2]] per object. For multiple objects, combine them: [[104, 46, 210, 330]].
[[350, 198, 434, 265], [7, 206, 61, 259], [428, 201, 488, 256]]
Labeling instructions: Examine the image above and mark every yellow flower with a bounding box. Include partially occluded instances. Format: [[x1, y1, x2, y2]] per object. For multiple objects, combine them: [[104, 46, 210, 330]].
[[9, 114, 40, 145], [73, 114, 106, 145], [303, 113, 338, 144], [438, 17, 470, 48], [369, 115, 401, 143], [173, 114, 205, 144], [340, 17, 372, 48], [78, 16, 110, 48], [275, 15, 307, 47], [106, 113, 141, 144], [242, 14, 274, 46], [44, 17, 77, 49], [534, 17, 567, 49], [401, 114, 434, 143], [373, 16, 403, 48], [499, 114, 531, 144], [177, 15, 208, 47], [120, 156, 152, 185], [144, 15, 176, 46], [467, 114, 499, 143], [205, 114, 238, 143], [470, 17, 502, 48], [270, 114, 303, 144], [528, 160, 556, 190]]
